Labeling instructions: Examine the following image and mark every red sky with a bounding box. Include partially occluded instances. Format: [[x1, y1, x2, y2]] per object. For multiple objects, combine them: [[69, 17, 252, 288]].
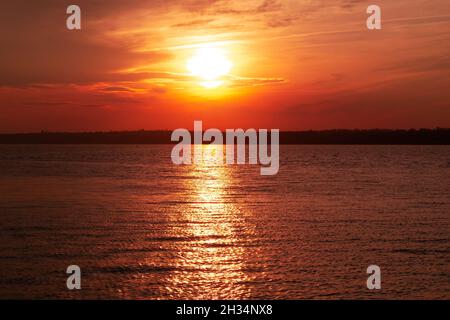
[[0, 0, 449, 132]]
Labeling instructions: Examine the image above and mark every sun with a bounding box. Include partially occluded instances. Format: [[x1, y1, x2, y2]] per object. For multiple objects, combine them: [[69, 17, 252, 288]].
[[187, 46, 233, 88]]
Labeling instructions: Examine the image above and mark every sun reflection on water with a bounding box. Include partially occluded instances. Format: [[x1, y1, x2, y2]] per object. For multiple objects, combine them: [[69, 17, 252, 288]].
[[164, 145, 254, 299]]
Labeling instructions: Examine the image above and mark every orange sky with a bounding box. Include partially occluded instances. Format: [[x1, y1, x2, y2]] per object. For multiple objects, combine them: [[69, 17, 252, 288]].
[[0, 0, 449, 132]]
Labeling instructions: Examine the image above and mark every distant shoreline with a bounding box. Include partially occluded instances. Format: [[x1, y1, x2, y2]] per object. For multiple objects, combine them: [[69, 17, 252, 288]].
[[0, 128, 449, 145]]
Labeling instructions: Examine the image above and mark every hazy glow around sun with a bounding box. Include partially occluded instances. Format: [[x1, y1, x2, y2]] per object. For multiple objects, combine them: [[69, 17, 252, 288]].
[[187, 46, 232, 88]]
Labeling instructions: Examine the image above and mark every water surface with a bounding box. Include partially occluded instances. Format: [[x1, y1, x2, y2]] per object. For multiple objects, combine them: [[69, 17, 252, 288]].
[[0, 145, 449, 299]]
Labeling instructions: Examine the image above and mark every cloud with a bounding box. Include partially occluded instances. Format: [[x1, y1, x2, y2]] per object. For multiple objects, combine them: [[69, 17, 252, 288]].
[[228, 76, 286, 87], [100, 86, 135, 92], [386, 14, 450, 26], [207, 0, 283, 15], [0, 1, 176, 87], [172, 19, 215, 28], [339, 0, 365, 9], [257, 0, 283, 13], [377, 55, 450, 75]]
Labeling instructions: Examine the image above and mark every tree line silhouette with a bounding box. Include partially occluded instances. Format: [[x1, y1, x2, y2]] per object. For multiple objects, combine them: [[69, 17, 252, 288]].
[[0, 128, 449, 144]]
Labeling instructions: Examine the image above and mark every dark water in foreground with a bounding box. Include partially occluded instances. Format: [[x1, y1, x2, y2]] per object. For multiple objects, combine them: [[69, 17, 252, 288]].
[[0, 145, 449, 299]]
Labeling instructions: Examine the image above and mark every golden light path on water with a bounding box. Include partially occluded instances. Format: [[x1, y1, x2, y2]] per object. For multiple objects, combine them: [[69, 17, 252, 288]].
[[164, 145, 255, 299]]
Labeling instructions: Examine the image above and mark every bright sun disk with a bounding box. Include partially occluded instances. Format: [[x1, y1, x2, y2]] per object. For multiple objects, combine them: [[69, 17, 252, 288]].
[[187, 46, 232, 88]]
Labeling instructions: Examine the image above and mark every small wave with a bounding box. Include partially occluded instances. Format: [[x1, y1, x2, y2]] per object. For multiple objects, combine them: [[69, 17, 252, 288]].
[[146, 234, 228, 242], [393, 248, 450, 255], [90, 265, 178, 274], [105, 247, 167, 254]]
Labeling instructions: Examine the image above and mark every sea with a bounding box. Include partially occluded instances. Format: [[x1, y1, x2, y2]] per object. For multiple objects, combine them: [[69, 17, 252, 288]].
[[0, 144, 449, 299]]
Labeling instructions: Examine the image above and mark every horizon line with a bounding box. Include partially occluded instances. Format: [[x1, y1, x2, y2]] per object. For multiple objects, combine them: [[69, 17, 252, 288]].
[[1, 127, 449, 135]]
